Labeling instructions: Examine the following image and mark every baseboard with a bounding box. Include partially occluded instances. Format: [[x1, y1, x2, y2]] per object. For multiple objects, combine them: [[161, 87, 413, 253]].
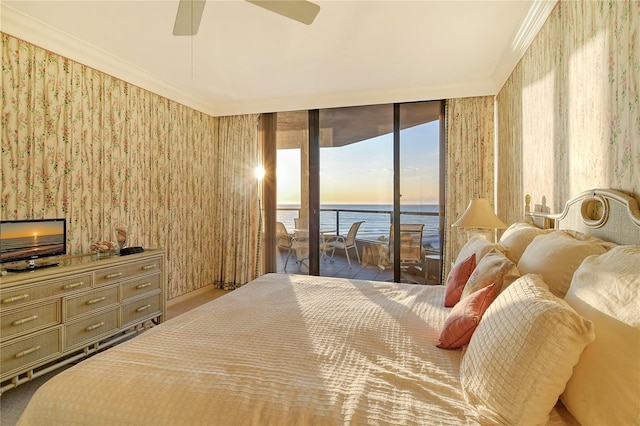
[[166, 285, 217, 309]]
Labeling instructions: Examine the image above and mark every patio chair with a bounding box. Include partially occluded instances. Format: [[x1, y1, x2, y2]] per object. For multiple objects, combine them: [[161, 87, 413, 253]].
[[396, 223, 425, 267], [276, 222, 295, 271], [294, 217, 308, 230], [377, 223, 425, 281], [321, 221, 364, 268]]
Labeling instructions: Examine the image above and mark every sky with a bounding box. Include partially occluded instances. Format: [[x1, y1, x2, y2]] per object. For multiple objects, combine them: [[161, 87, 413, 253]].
[[277, 120, 439, 205], [1, 221, 64, 239]]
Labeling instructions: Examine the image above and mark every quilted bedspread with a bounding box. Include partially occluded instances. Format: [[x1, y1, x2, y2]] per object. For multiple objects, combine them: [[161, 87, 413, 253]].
[[17, 274, 572, 425]]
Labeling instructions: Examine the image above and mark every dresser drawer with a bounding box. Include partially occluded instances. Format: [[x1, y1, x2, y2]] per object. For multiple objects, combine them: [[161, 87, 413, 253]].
[[94, 257, 162, 287], [64, 307, 120, 350], [64, 286, 119, 321], [1, 326, 62, 380], [0, 273, 92, 308], [1, 300, 61, 342], [121, 273, 162, 302], [122, 290, 162, 328]]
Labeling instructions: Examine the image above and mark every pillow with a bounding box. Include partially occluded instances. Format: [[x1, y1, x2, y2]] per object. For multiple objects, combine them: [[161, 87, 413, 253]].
[[437, 283, 498, 349], [454, 237, 505, 266], [517, 231, 608, 298], [460, 251, 519, 300], [498, 222, 551, 263], [563, 229, 618, 249], [561, 245, 640, 426], [443, 253, 476, 307], [460, 274, 595, 426]]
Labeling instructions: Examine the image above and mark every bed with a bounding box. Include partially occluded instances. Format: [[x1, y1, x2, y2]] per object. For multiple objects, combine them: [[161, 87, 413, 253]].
[[16, 189, 640, 425]]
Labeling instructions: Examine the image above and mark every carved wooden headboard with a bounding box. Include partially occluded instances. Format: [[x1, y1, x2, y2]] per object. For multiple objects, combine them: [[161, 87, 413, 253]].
[[526, 189, 640, 246]]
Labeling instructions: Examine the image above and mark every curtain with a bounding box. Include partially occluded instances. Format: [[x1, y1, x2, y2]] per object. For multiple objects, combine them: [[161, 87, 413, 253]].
[[1, 33, 261, 298], [444, 96, 496, 279]]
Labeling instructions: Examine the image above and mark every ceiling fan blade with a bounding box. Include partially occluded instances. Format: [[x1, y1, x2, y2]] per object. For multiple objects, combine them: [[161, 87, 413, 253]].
[[173, 0, 206, 36], [246, 0, 320, 25]]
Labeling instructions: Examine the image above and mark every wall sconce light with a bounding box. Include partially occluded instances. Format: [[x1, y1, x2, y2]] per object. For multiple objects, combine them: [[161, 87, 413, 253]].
[[452, 198, 507, 241]]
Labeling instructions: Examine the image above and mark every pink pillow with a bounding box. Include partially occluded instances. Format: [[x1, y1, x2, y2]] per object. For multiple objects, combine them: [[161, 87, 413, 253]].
[[444, 253, 476, 307], [437, 283, 498, 350]]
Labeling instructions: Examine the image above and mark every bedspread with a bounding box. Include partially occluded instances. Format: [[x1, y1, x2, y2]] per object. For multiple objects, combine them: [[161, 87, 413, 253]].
[[17, 274, 573, 425], [18, 274, 476, 425]]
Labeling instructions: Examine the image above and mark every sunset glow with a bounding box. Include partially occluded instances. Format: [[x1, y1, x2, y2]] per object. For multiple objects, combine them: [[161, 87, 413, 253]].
[[277, 121, 439, 206]]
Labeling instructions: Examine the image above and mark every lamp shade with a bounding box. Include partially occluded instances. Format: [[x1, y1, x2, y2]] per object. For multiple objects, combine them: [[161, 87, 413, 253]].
[[452, 198, 507, 229]]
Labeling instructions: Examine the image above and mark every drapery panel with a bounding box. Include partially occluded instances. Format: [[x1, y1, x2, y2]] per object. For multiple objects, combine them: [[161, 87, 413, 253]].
[[1, 33, 261, 298], [444, 96, 495, 280]]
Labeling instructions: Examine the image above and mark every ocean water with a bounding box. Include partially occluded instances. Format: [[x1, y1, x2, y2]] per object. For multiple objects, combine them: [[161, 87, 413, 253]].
[[1, 234, 65, 254], [277, 204, 440, 249], [0, 233, 65, 263]]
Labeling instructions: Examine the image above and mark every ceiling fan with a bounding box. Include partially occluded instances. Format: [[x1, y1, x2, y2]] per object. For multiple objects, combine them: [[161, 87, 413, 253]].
[[173, 0, 321, 36]]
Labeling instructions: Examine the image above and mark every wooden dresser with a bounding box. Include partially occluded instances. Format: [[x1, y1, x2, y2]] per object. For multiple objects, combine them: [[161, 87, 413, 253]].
[[0, 250, 165, 393]]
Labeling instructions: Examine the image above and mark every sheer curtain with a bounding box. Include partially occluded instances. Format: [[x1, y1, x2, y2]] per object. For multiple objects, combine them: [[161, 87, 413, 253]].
[[444, 96, 496, 279]]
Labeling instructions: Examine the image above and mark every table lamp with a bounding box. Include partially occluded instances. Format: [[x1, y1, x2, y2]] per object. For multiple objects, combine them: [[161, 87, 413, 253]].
[[452, 198, 507, 241]]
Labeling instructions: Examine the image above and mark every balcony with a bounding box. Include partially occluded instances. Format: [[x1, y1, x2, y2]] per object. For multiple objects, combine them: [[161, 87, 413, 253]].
[[276, 207, 442, 284]]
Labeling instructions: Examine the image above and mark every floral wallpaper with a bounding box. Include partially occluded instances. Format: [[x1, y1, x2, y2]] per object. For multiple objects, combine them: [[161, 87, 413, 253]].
[[444, 96, 496, 279], [1, 33, 261, 298], [497, 0, 640, 224]]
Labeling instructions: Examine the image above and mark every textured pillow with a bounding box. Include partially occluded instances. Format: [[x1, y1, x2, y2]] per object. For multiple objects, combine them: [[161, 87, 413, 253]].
[[454, 237, 505, 266], [517, 231, 608, 298], [561, 245, 640, 426], [437, 283, 498, 350], [460, 251, 519, 300], [460, 274, 595, 426], [498, 222, 551, 263], [563, 229, 618, 249], [444, 253, 476, 307]]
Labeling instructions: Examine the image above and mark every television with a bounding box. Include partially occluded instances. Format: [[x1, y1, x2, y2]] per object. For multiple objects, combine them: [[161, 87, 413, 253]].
[[0, 218, 66, 272]]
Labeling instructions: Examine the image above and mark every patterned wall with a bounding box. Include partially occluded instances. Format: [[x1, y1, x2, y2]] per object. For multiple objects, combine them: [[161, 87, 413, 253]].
[[1, 34, 261, 298], [497, 0, 640, 224], [444, 96, 496, 279]]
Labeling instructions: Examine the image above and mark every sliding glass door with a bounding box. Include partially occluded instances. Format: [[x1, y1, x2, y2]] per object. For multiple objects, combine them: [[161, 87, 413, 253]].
[[398, 102, 442, 284], [272, 101, 443, 283], [318, 105, 393, 278], [274, 111, 309, 274]]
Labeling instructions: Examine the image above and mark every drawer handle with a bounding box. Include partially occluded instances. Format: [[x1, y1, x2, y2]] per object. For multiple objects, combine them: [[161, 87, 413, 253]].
[[15, 346, 41, 358], [105, 272, 122, 279], [86, 296, 107, 305], [12, 315, 39, 326], [85, 321, 105, 332], [136, 304, 152, 313], [136, 283, 151, 290], [2, 294, 29, 304], [142, 264, 157, 271], [63, 282, 85, 290]]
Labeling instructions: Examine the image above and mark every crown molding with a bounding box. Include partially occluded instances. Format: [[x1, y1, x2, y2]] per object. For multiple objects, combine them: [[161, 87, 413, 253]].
[[492, 0, 558, 93], [1, 3, 218, 117], [2, 1, 554, 117]]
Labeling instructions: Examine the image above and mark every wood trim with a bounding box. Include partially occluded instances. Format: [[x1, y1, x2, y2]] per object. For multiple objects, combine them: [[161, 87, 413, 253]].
[[260, 114, 278, 273]]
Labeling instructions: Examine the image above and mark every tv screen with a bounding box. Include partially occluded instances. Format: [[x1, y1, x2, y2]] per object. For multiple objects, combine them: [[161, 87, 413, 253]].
[[0, 218, 67, 265]]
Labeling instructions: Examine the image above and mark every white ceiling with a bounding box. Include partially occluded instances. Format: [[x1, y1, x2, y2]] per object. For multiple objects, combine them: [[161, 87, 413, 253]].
[[1, 0, 556, 117]]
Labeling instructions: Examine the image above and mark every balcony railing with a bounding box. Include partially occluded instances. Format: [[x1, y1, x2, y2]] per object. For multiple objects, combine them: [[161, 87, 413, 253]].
[[277, 206, 441, 253], [276, 206, 442, 284]]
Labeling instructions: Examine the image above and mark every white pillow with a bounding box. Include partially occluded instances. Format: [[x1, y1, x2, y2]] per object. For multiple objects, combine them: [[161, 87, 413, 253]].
[[460, 251, 519, 299], [561, 245, 640, 426], [460, 274, 595, 426], [517, 231, 608, 298], [498, 222, 551, 264], [455, 237, 505, 266]]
